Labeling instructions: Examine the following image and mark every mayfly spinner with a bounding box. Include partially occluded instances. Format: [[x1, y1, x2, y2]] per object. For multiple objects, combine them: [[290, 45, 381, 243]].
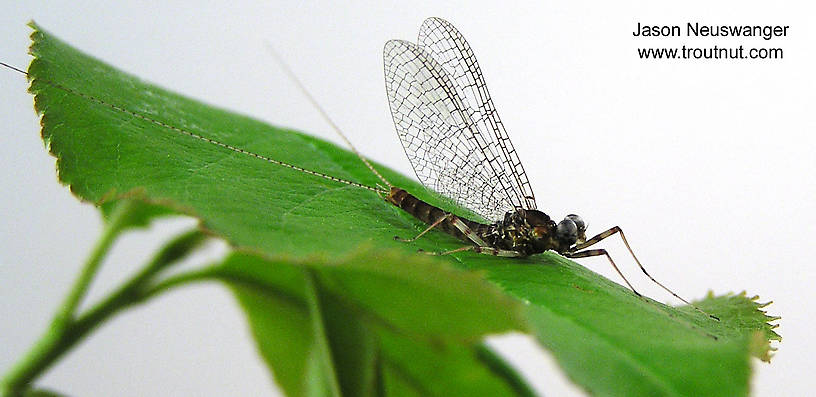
[[377, 18, 716, 319], [0, 18, 716, 319]]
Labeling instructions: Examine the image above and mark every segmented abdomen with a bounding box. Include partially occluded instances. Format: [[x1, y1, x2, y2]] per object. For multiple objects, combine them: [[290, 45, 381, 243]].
[[385, 187, 486, 242]]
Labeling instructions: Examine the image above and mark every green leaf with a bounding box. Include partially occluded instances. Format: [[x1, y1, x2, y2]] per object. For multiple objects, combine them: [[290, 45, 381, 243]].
[[303, 269, 344, 397], [311, 248, 527, 339], [225, 263, 315, 397], [24, 22, 780, 396], [377, 330, 537, 397], [214, 250, 531, 397], [685, 291, 782, 362]]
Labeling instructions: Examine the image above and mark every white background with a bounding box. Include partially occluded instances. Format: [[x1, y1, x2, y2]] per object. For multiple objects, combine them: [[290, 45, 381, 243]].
[[1, 1, 813, 396]]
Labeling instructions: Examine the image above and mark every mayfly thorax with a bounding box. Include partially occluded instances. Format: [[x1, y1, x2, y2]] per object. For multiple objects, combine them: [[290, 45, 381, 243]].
[[0, 17, 717, 319]]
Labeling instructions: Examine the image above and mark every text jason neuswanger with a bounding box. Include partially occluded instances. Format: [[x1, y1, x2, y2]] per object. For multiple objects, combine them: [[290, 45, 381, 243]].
[[633, 22, 789, 60]]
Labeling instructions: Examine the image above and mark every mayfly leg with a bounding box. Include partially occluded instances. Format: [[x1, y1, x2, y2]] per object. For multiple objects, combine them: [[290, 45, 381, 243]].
[[395, 213, 454, 242], [570, 226, 720, 321], [449, 217, 489, 246], [566, 248, 640, 295], [397, 213, 489, 246], [426, 245, 523, 258]]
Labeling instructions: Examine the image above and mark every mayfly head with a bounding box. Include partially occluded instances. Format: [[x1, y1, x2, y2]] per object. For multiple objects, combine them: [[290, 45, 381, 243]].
[[556, 214, 587, 247]]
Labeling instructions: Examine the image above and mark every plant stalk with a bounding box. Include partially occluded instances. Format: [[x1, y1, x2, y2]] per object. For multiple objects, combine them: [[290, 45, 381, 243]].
[[0, 205, 201, 396]]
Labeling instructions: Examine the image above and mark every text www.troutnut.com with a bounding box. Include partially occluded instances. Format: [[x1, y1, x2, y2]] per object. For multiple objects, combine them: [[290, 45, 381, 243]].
[[633, 22, 788, 61]]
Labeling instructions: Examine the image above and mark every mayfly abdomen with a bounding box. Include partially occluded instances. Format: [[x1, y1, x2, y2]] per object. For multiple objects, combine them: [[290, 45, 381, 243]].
[[386, 187, 486, 243]]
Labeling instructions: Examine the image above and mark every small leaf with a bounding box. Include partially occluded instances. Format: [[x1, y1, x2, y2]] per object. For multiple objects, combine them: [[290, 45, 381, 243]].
[[312, 248, 528, 339], [377, 330, 535, 397], [215, 249, 526, 341], [229, 272, 314, 397], [215, 250, 533, 397], [308, 270, 379, 397]]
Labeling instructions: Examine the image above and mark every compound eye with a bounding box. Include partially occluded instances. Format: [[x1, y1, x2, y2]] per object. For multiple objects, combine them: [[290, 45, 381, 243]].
[[556, 219, 578, 242], [565, 214, 586, 232]]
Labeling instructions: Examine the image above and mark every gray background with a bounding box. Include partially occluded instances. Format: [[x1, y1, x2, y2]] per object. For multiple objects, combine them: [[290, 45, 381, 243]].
[[1, 1, 813, 396]]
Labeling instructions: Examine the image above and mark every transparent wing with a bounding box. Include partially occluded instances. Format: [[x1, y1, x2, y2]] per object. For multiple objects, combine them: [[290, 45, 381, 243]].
[[416, 17, 537, 211], [384, 39, 518, 221]]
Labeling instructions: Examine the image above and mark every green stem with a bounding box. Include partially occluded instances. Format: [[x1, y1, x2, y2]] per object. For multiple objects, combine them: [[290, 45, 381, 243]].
[[142, 268, 306, 313], [0, 218, 203, 396], [53, 200, 137, 331], [1, 278, 137, 396], [1, 200, 135, 395], [138, 268, 216, 300]]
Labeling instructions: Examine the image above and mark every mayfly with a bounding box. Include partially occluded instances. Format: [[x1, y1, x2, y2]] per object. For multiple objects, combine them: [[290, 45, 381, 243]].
[[377, 18, 716, 319], [0, 18, 715, 319]]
